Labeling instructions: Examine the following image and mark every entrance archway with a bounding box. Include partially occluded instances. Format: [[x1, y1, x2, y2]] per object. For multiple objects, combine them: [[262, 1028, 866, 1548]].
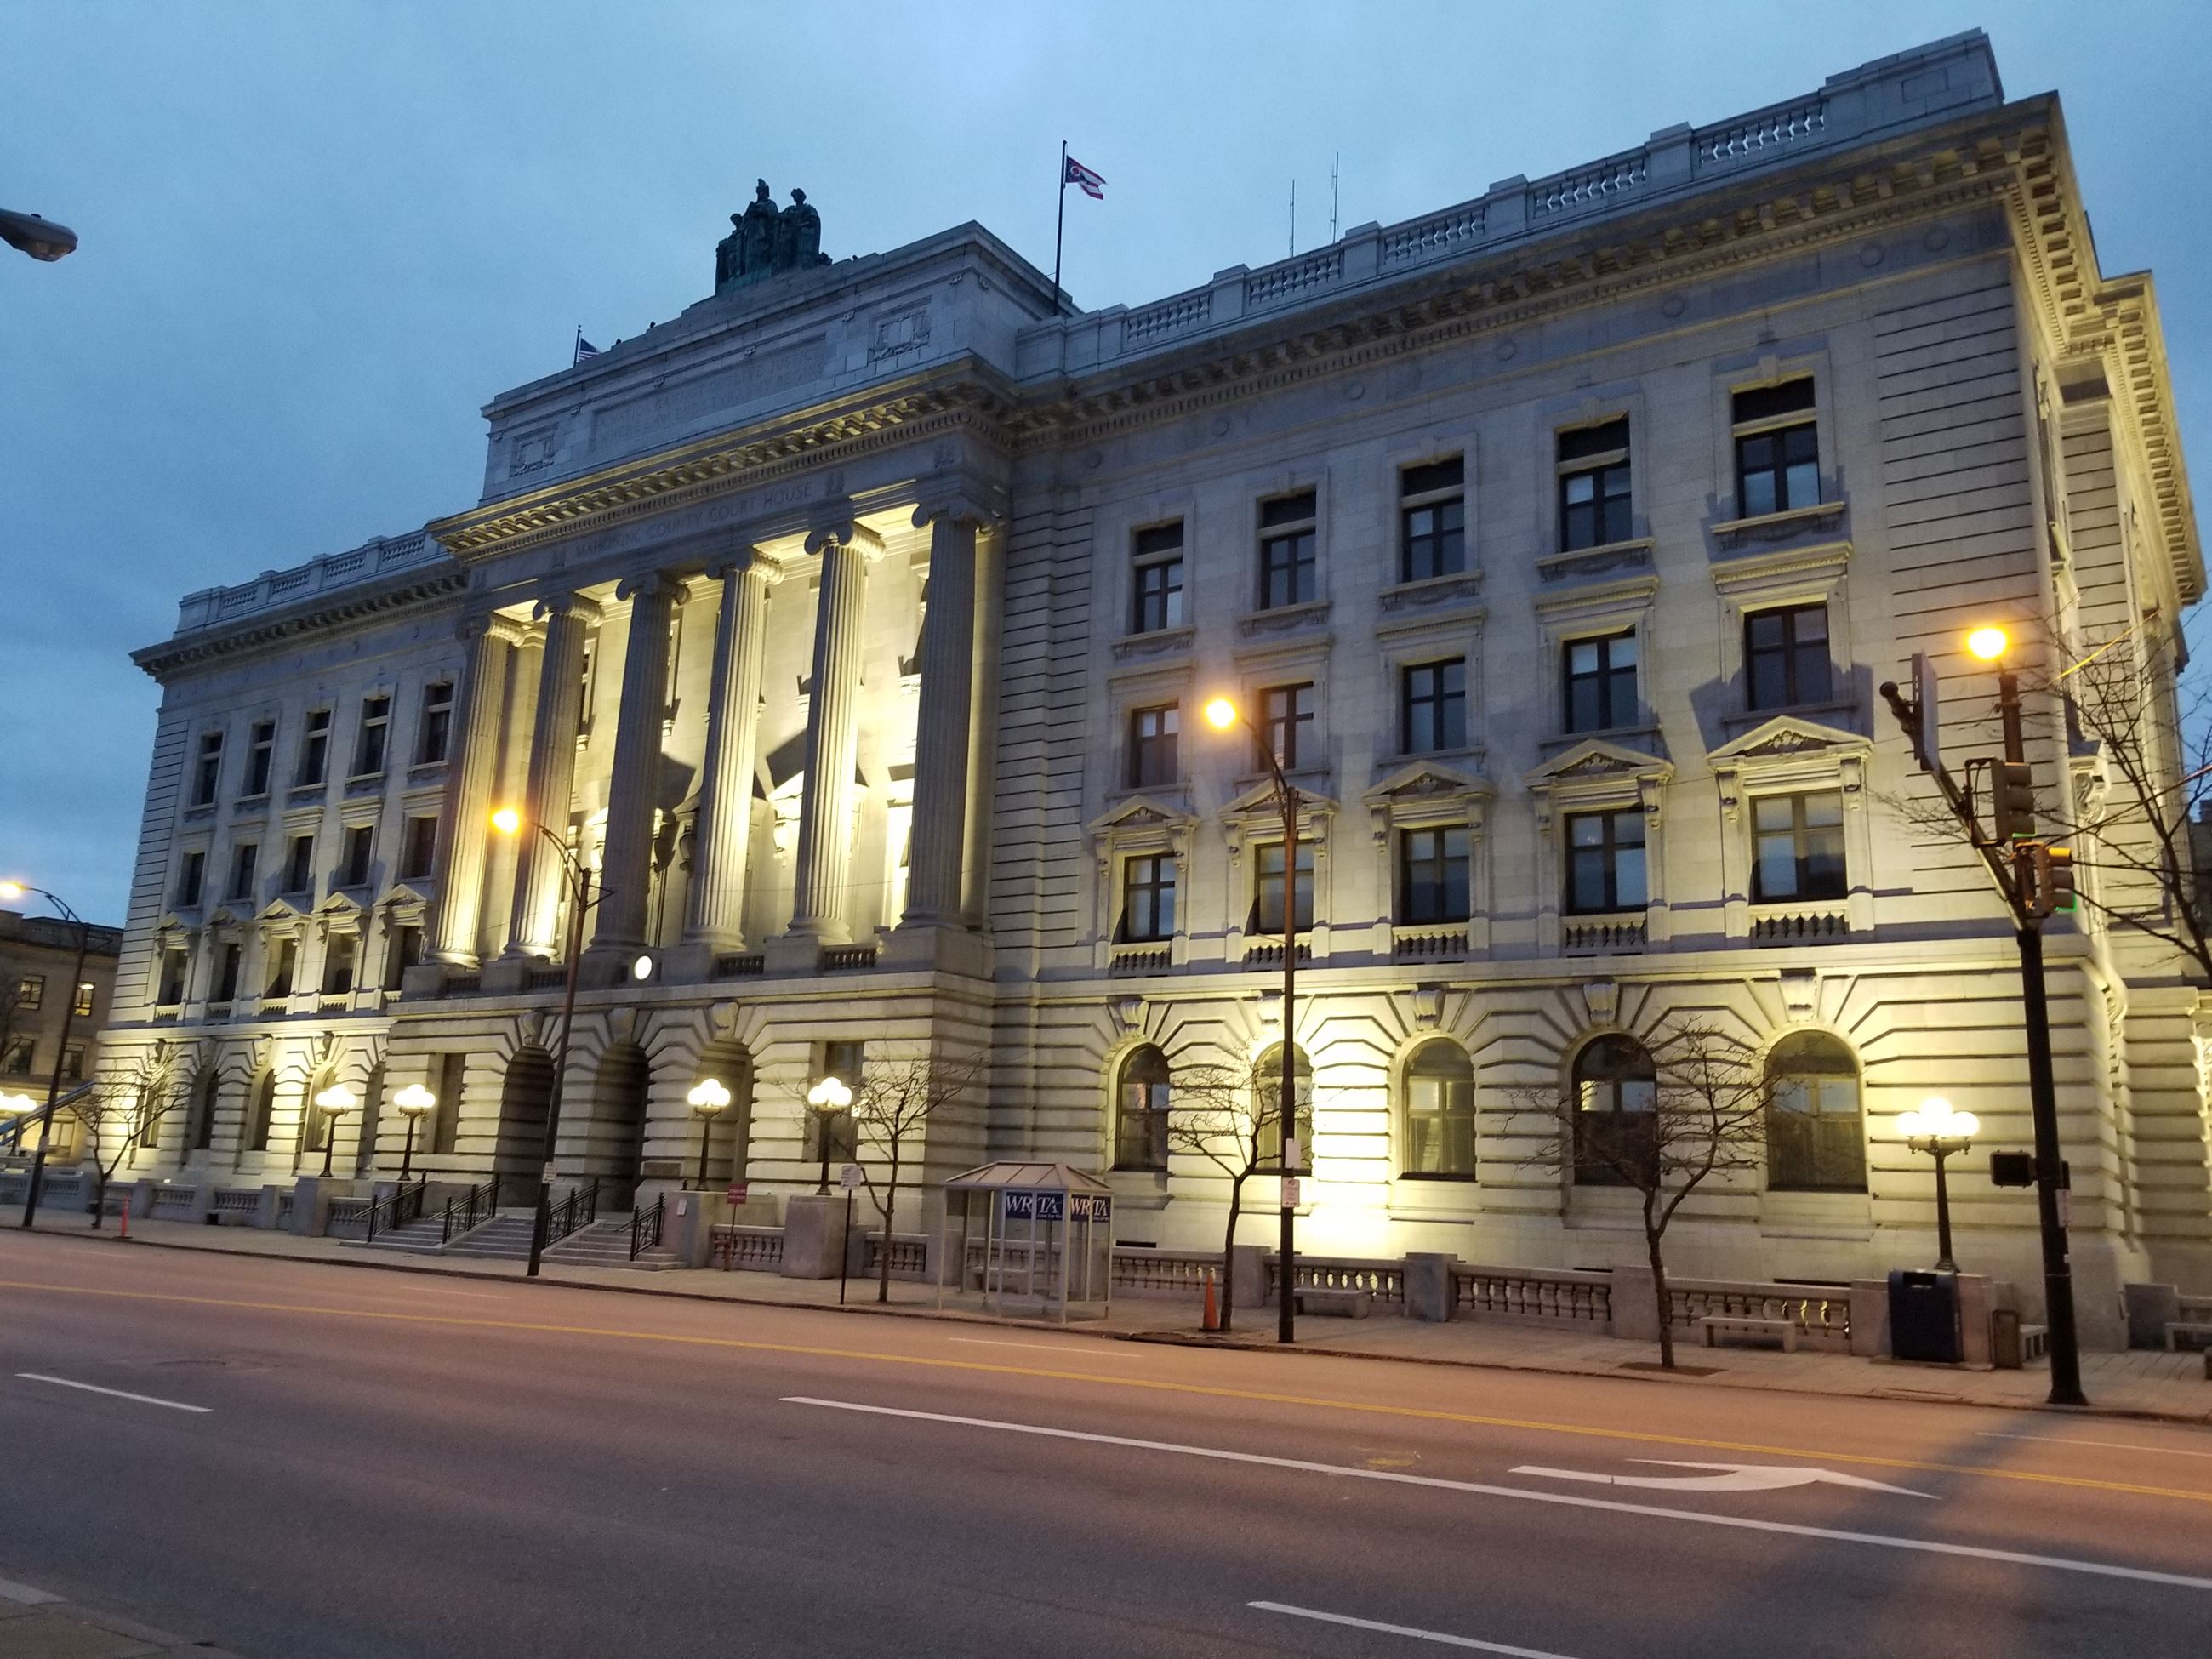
[[575, 1041, 653, 1206], [493, 1047, 556, 1203]]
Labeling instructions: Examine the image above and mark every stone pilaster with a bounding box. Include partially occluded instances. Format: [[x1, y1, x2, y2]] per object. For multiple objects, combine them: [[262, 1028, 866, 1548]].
[[429, 613, 523, 966], [503, 592, 600, 960], [782, 521, 884, 946], [590, 572, 684, 955], [683, 548, 780, 950], [898, 495, 992, 930], [961, 518, 1004, 931]]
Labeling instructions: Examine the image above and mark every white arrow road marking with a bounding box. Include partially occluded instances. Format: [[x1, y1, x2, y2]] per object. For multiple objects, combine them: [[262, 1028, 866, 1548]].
[[17, 1373, 211, 1413], [1512, 1460, 1933, 1497], [784, 1397, 2212, 1592], [1251, 1601, 1580, 1656]]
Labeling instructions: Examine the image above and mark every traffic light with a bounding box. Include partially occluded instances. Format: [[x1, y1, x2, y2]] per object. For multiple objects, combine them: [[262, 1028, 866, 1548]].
[[1991, 761, 2036, 841], [2018, 843, 2078, 918]]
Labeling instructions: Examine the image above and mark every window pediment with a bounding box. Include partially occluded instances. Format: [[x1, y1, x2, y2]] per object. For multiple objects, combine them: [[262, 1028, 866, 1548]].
[[1710, 714, 1867, 767], [1366, 761, 1491, 846], [1525, 738, 1672, 791], [255, 898, 305, 925]]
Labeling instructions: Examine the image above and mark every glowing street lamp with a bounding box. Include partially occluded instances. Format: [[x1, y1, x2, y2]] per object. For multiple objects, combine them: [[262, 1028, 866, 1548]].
[[1965, 625, 2010, 664], [687, 1077, 732, 1191], [807, 1075, 852, 1195], [1898, 1097, 1980, 1273], [392, 1084, 436, 1182], [312, 1084, 357, 1179], [1201, 694, 1304, 1346]]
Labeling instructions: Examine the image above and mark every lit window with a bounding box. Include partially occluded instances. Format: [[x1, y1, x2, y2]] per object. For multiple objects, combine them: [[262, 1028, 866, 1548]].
[[1765, 1034, 1864, 1191], [1115, 1046, 1170, 1172], [1403, 1040, 1475, 1178], [1120, 854, 1177, 942], [1573, 1035, 1656, 1186]]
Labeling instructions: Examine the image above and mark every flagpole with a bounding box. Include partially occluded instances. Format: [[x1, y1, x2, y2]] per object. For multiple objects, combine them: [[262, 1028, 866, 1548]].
[[573, 324, 582, 366], [1052, 140, 1067, 314]]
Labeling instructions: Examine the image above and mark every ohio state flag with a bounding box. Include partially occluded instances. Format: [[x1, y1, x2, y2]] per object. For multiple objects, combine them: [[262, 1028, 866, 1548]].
[[1063, 155, 1106, 199]]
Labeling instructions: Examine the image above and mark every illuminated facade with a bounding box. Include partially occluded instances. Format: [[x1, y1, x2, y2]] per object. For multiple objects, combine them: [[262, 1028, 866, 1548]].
[[103, 32, 2207, 1339]]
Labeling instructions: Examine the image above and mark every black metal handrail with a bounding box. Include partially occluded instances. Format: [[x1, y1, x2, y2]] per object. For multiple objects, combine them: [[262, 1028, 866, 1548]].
[[544, 1178, 600, 1249], [441, 1176, 498, 1245], [363, 1177, 427, 1244], [629, 1194, 664, 1261]]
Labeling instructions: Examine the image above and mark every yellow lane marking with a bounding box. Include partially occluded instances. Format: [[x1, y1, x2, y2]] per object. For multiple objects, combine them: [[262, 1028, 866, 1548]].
[[5, 1274, 2207, 1508]]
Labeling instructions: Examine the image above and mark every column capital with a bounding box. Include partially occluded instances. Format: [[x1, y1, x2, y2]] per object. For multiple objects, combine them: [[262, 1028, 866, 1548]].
[[911, 487, 1005, 531], [705, 544, 789, 584], [459, 611, 533, 647], [614, 569, 687, 606], [803, 520, 887, 562], [533, 590, 604, 626]]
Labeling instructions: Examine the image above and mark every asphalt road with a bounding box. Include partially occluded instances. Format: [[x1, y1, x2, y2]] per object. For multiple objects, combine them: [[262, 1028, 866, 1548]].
[[2, 1231, 2209, 1658]]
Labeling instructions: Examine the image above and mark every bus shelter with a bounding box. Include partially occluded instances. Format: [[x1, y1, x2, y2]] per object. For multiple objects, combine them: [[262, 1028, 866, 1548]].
[[938, 1162, 1114, 1323]]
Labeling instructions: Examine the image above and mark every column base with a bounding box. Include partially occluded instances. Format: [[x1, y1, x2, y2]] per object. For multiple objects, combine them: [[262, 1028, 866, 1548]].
[[761, 934, 824, 976], [881, 922, 992, 978], [658, 941, 732, 985]]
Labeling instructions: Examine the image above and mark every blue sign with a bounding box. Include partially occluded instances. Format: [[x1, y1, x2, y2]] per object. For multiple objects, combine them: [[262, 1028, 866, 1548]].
[[1002, 1190, 1063, 1221], [1069, 1194, 1112, 1223]]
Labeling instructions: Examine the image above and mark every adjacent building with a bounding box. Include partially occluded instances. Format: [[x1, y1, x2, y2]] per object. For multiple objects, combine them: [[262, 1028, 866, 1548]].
[[1, 908, 122, 1156], [100, 32, 2208, 1339]]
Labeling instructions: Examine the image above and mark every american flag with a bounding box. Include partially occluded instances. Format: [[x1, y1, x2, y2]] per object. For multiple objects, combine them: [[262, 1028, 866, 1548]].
[[1063, 155, 1106, 200], [573, 331, 601, 363]]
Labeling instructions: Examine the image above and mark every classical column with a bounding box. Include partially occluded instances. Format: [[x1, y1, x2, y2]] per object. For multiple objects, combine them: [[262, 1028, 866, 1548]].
[[504, 592, 600, 960], [783, 521, 883, 944], [960, 518, 1003, 932], [683, 548, 780, 949], [898, 496, 990, 930], [590, 572, 683, 954], [429, 614, 522, 965]]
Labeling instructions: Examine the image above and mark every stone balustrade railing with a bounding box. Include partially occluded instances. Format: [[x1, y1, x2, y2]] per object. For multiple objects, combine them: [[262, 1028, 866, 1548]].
[[174, 529, 449, 635]]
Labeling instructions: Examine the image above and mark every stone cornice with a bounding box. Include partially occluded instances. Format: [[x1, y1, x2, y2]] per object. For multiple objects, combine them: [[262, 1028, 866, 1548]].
[[133, 565, 468, 681]]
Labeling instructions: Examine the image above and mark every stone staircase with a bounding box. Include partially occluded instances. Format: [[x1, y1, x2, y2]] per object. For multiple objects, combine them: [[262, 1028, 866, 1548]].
[[350, 1214, 455, 1256], [546, 1217, 684, 1272], [436, 1211, 544, 1262]]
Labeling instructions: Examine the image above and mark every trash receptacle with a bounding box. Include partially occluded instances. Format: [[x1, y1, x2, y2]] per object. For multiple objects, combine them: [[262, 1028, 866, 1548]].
[[1889, 1268, 1961, 1363]]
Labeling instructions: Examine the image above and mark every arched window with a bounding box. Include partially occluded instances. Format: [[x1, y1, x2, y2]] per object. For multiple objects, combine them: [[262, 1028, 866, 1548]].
[[1114, 1046, 1170, 1172], [1403, 1040, 1476, 1178], [1253, 1044, 1314, 1166], [1572, 1035, 1656, 1187], [303, 1069, 336, 1154], [1765, 1034, 1864, 1192], [244, 1072, 276, 1154]]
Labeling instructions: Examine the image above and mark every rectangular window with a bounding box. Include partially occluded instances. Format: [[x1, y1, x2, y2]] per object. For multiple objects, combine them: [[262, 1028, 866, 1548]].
[[15, 974, 43, 1012], [1558, 419, 1632, 552], [73, 982, 94, 1018], [1127, 704, 1179, 790], [242, 720, 276, 798], [265, 938, 296, 999], [401, 814, 438, 880], [214, 943, 242, 1004], [228, 842, 259, 903], [1131, 522, 1186, 634], [61, 1043, 84, 1083], [385, 924, 423, 992], [192, 732, 224, 807], [352, 696, 391, 778], [1399, 825, 1472, 924], [157, 948, 187, 1006], [1400, 457, 1466, 582], [415, 681, 454, 766], [1752, 791, 1846, 902], [1733, 379, 1818, 518], [1257, 489, 1318, 610], [1, 1038, 31, 1075], [1121, 854, 1177, 942], [1253, 841, 1315, 934], [340, 824, 373, 888], [432, 1052, 465, 1154], [322, 933, 357, 995], [1744, 603, 1832, 710], [1564, 631, 1638, 733], [1566, 809, 1647, 913], [1257, 682, 1315, 771], [282, 834, 315, 895], [296, 710, 331, 787], [1401, 659, 1468, 755], [176, 851, 205, 909]]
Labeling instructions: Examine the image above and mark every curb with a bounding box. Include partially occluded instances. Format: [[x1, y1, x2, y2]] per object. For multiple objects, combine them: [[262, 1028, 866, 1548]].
[[0, 1565, 245, 1656], [12, 1223, 2208, 1428]]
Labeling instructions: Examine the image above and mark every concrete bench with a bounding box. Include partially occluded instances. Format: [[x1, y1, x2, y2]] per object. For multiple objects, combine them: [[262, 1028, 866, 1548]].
[[2165, 1321, 2212, 1353], [1294, 1286, 1373, 1319], [2021, 1324, 2049, 1363], [1701, 1315, 1799, 1353]]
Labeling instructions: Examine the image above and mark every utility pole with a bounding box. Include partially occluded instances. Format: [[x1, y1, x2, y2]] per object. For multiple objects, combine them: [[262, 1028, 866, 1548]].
[[1879, 627, 2087, 1406]]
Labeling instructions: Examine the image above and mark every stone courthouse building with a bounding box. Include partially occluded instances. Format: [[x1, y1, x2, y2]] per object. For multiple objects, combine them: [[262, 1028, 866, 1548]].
[[104, 32, 2209, 1337]]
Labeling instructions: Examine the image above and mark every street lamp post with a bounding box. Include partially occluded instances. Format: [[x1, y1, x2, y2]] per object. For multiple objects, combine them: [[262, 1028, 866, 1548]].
[[1898, 1098, 1979, 1273], [490, 807, 599, 1280], [807, 1076, 852, 1195], [312, 1085, 357, 1180], [687, 1078, 731, 1190], [1203, 698, 1303, 1346], [3, 881, 94, 1230], [391, 1085, 436, 1183]]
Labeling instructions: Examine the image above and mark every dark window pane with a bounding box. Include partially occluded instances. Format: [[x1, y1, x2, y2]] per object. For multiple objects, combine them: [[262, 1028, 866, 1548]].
[[1557, 419, 1628, 464], [1403, 457, 1463, 496], [1259, 490, 1316, 529]]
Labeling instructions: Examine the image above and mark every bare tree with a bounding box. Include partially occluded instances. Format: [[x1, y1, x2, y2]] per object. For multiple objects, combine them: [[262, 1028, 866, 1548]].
[[1514, 1023, 1768, 1370], [849, 1048, 987, 1304], [1163, 1057, 1305, 1333], [67, 1041, 184, 1230]]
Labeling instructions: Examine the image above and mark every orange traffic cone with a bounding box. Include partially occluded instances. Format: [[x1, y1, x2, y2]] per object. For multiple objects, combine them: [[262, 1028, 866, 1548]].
[[118, 1201, 128, 1240], [1201, 1267, 1219, 1331]]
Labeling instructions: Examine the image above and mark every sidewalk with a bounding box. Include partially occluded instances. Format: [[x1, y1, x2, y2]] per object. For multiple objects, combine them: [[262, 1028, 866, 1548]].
[[14, 1214, 2210, 1426], [0, 1570, 242, 1658]]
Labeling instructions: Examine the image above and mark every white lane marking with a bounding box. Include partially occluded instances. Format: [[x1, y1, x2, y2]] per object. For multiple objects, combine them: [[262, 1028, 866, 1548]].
[[17, 1373, 211, 1414], [1251, 1602, 1577, 1656], [783, 1396, 2212, 1593], [946, 1338, 1138, 1355], [1513, 1459, 1931, 1498], [1975, 1432, 2212, 1462]]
